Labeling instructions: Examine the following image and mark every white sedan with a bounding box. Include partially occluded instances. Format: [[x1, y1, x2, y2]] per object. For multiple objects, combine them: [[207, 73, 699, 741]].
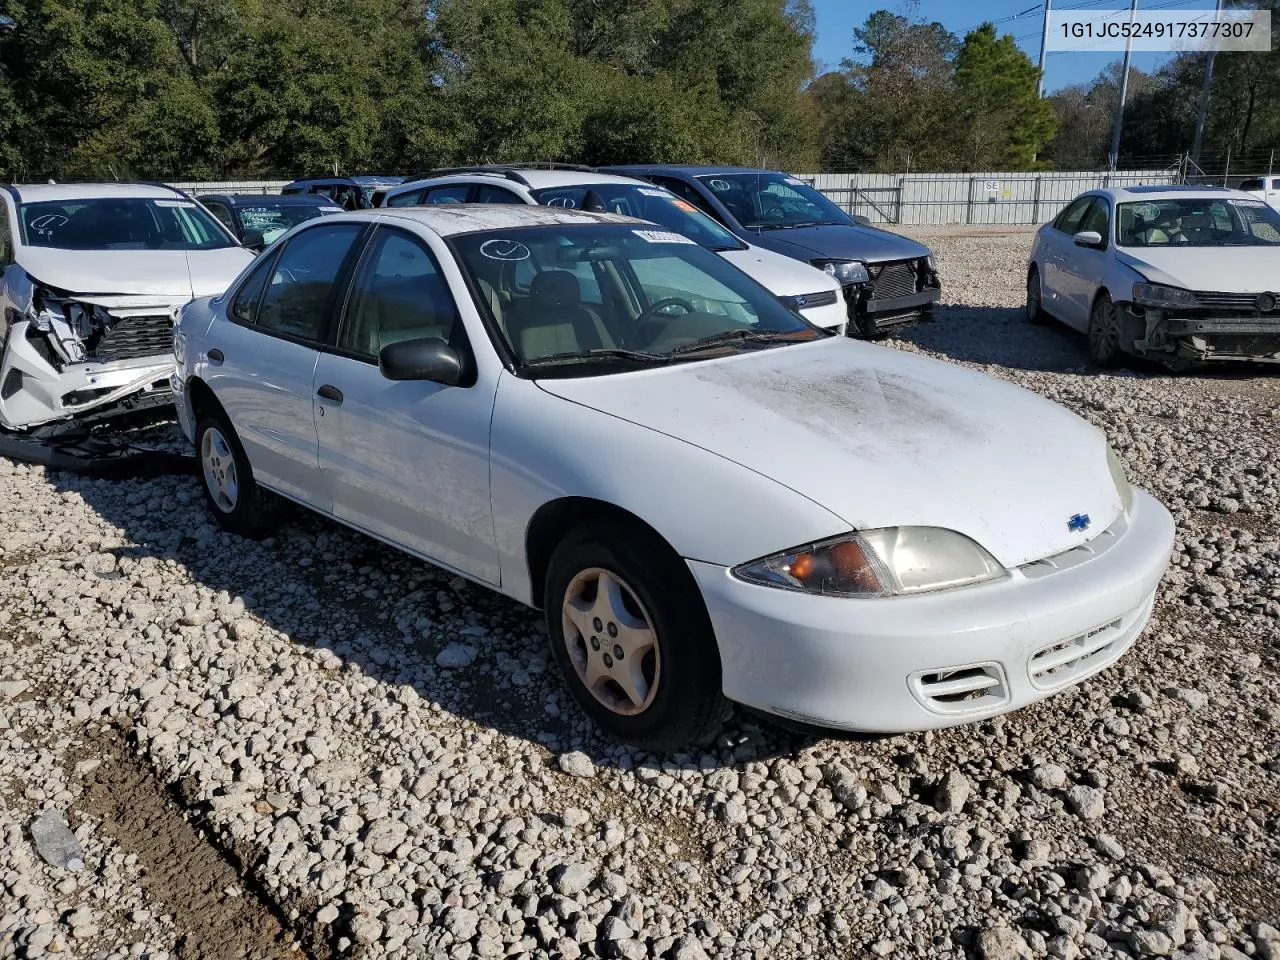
[[173, 205, 1174, 748], [1027, 185, 1280, 368]]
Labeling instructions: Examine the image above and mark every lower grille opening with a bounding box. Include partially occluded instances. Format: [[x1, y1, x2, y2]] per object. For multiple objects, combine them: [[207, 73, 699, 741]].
[[1029, 618, 1122, 688], [93, 315, 174, 363], [911, 662, 1009, 714]]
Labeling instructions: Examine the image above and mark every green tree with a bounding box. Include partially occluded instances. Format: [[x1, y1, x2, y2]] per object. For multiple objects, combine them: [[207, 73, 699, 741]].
[[953, 23, 1056, 169]]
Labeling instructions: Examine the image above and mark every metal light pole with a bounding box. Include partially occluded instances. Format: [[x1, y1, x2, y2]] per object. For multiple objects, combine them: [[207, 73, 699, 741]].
[[1108, 0, 1140, 172], [1037, 0, 1053, 98], [1191, 0, 1225, 166]]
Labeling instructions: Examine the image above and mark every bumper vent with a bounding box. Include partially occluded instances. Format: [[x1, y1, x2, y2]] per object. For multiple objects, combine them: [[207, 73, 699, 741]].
[[1029, 618, 1122, 689], [869, 260, 921, 301], [909, 662, 1009, 714], [94, 314, 174, 363]]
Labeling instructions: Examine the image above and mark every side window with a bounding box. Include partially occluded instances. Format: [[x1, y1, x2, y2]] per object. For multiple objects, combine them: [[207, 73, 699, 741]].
[[474, 185, 524, 204], [338, 227, 460, 359], [1055, 197, 1094, 234], [422, 185, 472, 205], [255, 224, 365, 342], [229, 253, 277, 326], [0, 200, 11, 264], [1241, 179, 1264, 191], [1271, 179, 1280, 190], [387, 188, 424, 207], [203, 201, 235, 232], [1078, 199, 1108, 240]]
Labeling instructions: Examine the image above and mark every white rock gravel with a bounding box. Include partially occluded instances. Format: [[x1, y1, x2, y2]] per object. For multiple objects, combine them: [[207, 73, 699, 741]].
[[0, 225, 1277, 959]]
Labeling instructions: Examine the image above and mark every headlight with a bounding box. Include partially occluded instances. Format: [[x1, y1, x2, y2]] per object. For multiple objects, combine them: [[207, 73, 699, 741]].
[[732, 527, 1006, 598], [812, 259, 870, 285], [1132, 283, 1199, 310], [1106, 445, 1134, 514]]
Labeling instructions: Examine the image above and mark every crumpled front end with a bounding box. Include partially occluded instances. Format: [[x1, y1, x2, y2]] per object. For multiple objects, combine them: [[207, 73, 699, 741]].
[[0, 277, 180, 432], [1126, 298, 1280, 367]]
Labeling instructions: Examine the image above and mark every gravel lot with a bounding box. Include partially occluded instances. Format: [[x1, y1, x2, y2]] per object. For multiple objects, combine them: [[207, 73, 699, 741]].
[[2, 226, 1278, 960]]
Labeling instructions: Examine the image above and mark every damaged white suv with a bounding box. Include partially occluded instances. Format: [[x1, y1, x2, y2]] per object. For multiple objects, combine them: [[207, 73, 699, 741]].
[[0, 183, 255, 431]]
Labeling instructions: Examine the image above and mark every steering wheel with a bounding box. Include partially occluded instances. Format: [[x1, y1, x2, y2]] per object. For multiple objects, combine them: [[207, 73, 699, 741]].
[[630, 297, 697, 347], [758, 200, 787, 221]]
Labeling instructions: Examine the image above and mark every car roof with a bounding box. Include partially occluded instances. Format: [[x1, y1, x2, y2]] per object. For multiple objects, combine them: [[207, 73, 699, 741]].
[[203, 193, 339, 207], [350, 175, 405, 187], [328, 204, 643, 236], [283, 177, 363, 189], [1096, 184, 1253, 202], [393, 169, 646, 194], [6, 182, 188, 203], [604, 165, 791, 178]]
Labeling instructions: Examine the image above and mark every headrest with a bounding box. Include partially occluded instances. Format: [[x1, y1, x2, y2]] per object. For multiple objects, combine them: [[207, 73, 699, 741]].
[[530, 270, 581, 307]]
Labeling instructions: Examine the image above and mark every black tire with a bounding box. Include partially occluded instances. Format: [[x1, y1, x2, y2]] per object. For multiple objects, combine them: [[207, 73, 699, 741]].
[[1026, 268, 1049, 324], [544, 520, 729, 750], [1087, 293, 1125, 369], [195, 407, 273, 538]]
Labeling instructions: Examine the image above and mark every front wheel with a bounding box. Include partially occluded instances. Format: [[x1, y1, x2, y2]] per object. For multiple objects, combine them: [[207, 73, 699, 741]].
[[544, 522, 728, 750], [1026, 268, 1049, 324], [1087, 293, 1125, 368], [196, 409, 273, 538]]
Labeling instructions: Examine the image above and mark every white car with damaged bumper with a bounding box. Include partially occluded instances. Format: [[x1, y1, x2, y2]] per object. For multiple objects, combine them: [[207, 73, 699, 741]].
[[0, 183, 254, 431], [174, 205, 1175, 748]]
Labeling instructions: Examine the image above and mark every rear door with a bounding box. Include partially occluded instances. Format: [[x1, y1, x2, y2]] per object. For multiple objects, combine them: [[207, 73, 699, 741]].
[[202, 221, 366, 508], [312, 224, 500, 583]]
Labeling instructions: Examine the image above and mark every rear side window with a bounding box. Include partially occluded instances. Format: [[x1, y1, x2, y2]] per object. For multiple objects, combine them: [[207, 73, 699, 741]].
[[230, 253, 276, 325], [474, 185, 524, 204], [254, 223, 365, 342], [1241, 179, 1264, 191], [387, 188, 424, 207], [423, 185, 472, 205], [203, 201, 235, 231]]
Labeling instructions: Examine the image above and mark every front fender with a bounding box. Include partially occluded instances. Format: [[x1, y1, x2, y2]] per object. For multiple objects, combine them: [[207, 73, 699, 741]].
[[489, 373, 849, 606]]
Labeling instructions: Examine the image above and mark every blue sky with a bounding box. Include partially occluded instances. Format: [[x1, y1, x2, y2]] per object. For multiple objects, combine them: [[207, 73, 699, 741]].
[[809, 0, 1183, 91]]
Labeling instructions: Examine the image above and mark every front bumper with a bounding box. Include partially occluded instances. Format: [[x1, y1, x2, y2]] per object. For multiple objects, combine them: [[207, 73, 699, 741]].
[[689, 489, 1174, 733], [1131, 309, 1280, 363]]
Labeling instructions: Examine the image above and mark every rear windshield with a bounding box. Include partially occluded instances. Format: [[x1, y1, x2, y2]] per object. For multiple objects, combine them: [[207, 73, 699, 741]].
[[529, 184, 746, 252], [20, 197, 236, 250], [238, 202, 342, 245]]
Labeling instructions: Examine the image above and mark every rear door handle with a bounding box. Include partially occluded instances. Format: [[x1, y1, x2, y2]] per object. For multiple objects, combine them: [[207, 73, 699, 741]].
[[316, 384, 343, 404], [207, 348, 224, 364]]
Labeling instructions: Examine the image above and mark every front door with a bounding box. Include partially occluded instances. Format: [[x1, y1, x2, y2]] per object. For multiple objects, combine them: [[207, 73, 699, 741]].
[[313, 225, 500, 584], [1059, 198, 1111, 329], [203, 221, 365, 507]]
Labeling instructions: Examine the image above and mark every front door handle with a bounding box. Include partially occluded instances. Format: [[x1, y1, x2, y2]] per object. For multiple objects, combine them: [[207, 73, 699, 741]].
[[207, 348, 224, 364], [316, 384, 343, 404]]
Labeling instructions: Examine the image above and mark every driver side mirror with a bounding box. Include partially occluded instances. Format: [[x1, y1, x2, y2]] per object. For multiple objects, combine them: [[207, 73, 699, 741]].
[[379, 337, 463, 385], [853, 214, 872, 226], [1073, 230, 1105, 249], [241, 229, 266, 252]]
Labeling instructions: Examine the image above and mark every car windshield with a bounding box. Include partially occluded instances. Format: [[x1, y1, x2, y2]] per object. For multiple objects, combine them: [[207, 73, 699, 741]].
[[695, 172, 852, 230], [452, 224, 820, 375], [19, 197, 236, 250], [1116, 197, 1280, 247], [529, 184, 746, 251], [237, 202, 340, 245]]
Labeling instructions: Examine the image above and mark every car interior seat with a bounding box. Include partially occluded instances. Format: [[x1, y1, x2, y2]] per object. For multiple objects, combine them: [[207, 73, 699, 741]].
[[506, 270, 609, 359]]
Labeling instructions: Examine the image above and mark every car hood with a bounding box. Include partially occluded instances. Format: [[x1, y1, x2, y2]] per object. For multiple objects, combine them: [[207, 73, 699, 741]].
[[537, 339, 1123, 567], [746, 224, 930, 265], [1117, 246, 1280, 293], [717, 245, 843, 297], [18, 247, 254, 302]]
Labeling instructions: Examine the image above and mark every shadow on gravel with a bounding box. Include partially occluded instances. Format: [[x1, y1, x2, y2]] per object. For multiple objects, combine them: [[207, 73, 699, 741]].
[[48, 444, 861, 773]]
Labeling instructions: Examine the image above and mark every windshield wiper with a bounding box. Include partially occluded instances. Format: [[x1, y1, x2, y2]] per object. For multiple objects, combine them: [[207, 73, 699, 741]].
[[522, 347, 670, 368], [671, 329, 809, 355], [752, 220, 843, 231]]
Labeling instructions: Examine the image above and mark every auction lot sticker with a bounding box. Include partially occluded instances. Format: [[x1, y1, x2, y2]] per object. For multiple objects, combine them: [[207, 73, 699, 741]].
[[1047, 9, 1270, 53]]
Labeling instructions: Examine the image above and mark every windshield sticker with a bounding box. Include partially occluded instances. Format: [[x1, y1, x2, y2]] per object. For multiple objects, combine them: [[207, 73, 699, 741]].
[[708, 179, 732, 192], [638, 188, 669, 197], [633, 229, 696, 244], [1233, 199, 1268, 208], [154, 199, 198, 208], [672, 199, 698, 213], [783, 177, 806, 186], [479, 238, 532, 261], [29, 214, 68, 231], [321, 206, 343, 213]]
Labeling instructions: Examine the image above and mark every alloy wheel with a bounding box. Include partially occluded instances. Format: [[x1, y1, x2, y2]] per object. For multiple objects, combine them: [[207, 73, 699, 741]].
[[201, 427, 239, 513], [561, 567, 661, 716], [1089, 299, 1121, 364]]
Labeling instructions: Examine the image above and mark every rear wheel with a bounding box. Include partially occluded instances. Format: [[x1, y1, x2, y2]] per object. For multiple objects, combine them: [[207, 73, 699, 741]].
[[1026, 268, 1049, 324], [1087, 293, 1125, 368], [545, 521, 728, 750], [196, 408, 273, 537]]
